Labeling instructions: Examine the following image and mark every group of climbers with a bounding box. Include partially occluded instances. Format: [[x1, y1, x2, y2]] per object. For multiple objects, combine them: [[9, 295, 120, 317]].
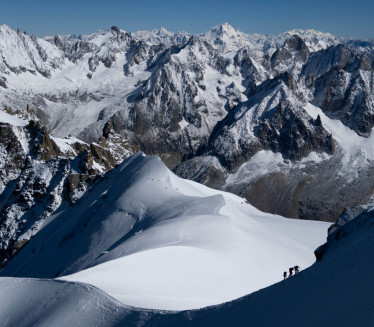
[[283, 266, 300, 279]]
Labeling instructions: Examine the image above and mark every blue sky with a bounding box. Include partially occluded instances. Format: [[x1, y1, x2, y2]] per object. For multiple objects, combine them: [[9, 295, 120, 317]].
[[0, 0, 373, 39]]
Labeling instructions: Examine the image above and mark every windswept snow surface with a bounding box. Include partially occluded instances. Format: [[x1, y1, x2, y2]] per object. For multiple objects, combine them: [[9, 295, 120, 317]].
[[144, 204, 374, 327], [62, 154, 329, 310], [0, 277, 134, 327], [2, 153, 330, 311]]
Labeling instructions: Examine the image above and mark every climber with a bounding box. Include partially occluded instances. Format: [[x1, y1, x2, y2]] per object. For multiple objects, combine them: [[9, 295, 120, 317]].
[[294, 265, 300, 274], [289, 267, 294, 277], [283, 271, 287, 280]]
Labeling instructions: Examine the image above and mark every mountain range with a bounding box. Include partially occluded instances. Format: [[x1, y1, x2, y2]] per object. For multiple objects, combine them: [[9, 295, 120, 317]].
[[1, 22, 374, 326], [1, 23, 374, 226]]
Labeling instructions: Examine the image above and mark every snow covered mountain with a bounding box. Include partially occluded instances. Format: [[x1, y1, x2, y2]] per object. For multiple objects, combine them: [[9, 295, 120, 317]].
[[0, 182, 373, 326], [0, 21, 373, 326], [0, 152, 330, 310], [1, 22, 374, 224], [202, 23, 339, 56]]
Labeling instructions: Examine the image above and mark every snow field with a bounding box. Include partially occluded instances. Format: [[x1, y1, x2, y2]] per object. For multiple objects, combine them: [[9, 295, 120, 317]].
[[60, 154, 330, 310]]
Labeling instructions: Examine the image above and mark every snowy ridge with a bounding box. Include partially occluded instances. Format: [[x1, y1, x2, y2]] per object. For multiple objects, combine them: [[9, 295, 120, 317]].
[[0, 277, 136, 327], [1, 153, 330, 310], [1, 161, 373, 326]]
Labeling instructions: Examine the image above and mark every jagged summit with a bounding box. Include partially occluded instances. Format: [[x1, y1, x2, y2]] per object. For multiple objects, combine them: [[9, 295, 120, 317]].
[[156, 26, 174, 36], [280, 28, 340, 52], [207, 22, 238, 35]]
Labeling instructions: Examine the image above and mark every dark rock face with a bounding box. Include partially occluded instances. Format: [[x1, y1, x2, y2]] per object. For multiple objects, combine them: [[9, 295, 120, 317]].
[[254, 100, 334, 161], [52, 35, 96, 63], [0, 76, 7, 88], [233, 49, 265, 97], [302, 44, 374, 136], [242, 172, 307, 218], [313, 67, 374, 136], [202, 75, 335, 172], [0, 111, 135, 266], [284, 35, 309, 57], [271, 35, 310, 72], [173, 157, 227, 190], [302, 44, 356, 77], [271, 47, 292, 69], [29, 121, 61, 161], [0, 124, 24, 185]]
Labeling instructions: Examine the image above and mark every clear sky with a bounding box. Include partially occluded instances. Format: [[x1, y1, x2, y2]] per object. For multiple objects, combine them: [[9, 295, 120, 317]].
[[0, 0, 373, 39]]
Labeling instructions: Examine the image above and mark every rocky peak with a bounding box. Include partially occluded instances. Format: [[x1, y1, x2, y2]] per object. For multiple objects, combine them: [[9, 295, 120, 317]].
[[254, 99, 335, 161], [109, 26, 131, 44], [280, 29, 340, 52], [157, 27, 173, 36], [26, 120, 61, 161], [208, 23, 237, 36], [277, 71, 297, 90], [0, 25, 64, 77], [310, 48, 374, 136], [0, 107, 135, 265], [110, 26, 121, 34], [51, 34, 96, 63], [302, 43, 357, 77], [233, 49, 264, 96], [271, 35, 310, 74], [284, 34, 310, 59], [203, 78, 335, 171]]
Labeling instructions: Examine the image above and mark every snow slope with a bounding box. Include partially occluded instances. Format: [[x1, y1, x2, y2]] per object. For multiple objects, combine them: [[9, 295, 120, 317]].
[[0, 277, 135, 327], [0, 200, 373, 326], [143, 203, 374, 327], [2, 153, 330, 310]]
